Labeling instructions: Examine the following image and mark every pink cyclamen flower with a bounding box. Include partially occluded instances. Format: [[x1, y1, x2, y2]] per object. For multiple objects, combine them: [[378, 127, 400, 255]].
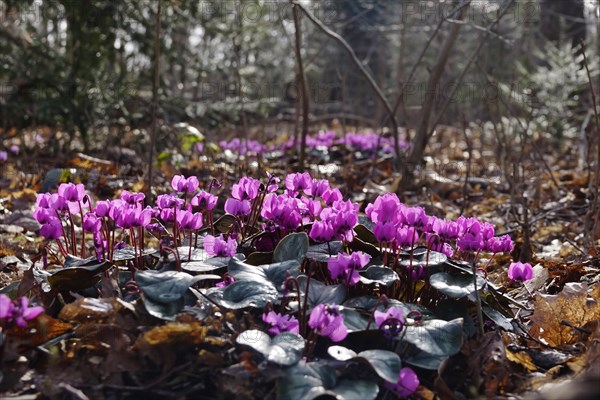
[[83, 212, 102, 232], [171, 175, 200, 193], [308, 304, 348, 342], [327, 251, 371, 285], [0, 151, 7, 161], [365, 193, 400, 224], [262, 311, 300, 335], [485, 234, 514, 254], [231, 177, 260, 200], [507, 262, 533, 282], [204, 234, 237, 257], [374, 306, 406, 339], [285, 172, 313, 195], [401, 206, 427, 228], [176, 210, 203, 230], [40, 217, 63, 239], [121, 190, 145, 205], [58, 182, 85, 202], [191, 191, 218, 210], [215, 274, 235, 288], [385, 367, 420, 398], [309, 220, 335, 242], [224, 198, 251, 216], [0, 295, 44, 328]]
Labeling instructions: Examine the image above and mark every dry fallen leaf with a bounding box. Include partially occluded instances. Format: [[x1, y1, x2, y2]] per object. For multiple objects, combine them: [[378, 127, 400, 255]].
[[530, 283, 600, 346]]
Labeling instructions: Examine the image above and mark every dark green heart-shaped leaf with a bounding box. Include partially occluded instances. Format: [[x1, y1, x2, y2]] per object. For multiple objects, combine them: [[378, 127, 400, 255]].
[[297, 276, 345, 306], [141, 295, 183, 321], [274, 232, 309, 263], [402, 342, 450, 370], [277, 361, 378, 400], [136, 270, 220, 303], [245, 251, 274, 265], [214, 213, 237, 234], [48, 259, 111, 291], [482, 305, 513, 331], [341, 308, 371, 332], [359, 266, 399, 286], [400, 318, 463, 361], [328, 346, 400, 383], [430, 272, 486, 298], [216, 280, 279, 309], [237, 330, 304, 366], [343, 296, 432, 317], [348, 237, 380, 258], [229, 258, 300, 291], [306, 241, 342, 262], [398, 249, 447, 268], [354, 224, 377, 245]]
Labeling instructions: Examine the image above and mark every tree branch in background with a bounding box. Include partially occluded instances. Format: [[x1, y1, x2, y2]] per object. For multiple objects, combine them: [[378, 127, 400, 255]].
[[292, 1, 401, 166], [580, 40, 600, 250], [292, 2, 310, 171], [407, 0, 471, 167], [145, 0, 162, 202]]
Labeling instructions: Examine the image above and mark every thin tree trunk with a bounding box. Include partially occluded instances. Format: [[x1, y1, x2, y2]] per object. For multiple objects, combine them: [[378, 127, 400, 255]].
[[293, 2, 309, 171], [407, 1, 470, 166], [145, 0, 162, 203]]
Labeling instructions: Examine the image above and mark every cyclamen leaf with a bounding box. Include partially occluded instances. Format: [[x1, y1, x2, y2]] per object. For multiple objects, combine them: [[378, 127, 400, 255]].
[[237, 330, 304, 366], [274, 232, 309, 263]]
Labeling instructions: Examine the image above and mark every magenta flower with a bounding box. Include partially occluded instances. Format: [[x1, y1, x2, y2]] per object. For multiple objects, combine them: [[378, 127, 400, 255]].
[[485, 234, 514, 254], [327, 251, 371, 285], [171, 175, 200, 193], [83, 212, 102, 232], [396, 226, 418, 248], [176, 210, 203, 230], [374, 222, 397, 242], [156, 194, 184, 210], [224, 198, 251, 216], [0, 150, 7, 161], [36, 193, 52, 208], [507, 261, 533, 282], [215, 274, 235, 288], [385, 367, 420, 397], [121, 190, 145, 205], [94, 200, 111, 217], [309, 220, 335, 242], [261, 193, 302, 229], [204, 234, 237, 257], [231, 177, 260, 200], [0, 295, 44, 328], [401, 206, 427, 228], [40, 217, 63, 239], [308, 304, 348, 342], [321, 188, 343, 206], [307, 179, 330, 197], [262, 311, 300, 335], [33, 207, 53, 224], [58, 182, 85, 202], [365, 193, 400, 224], [285, 172, 313, 195], [374, 306, 405, 339], [457, 221, 484, 252], [191, 191, 218, 210], [432, 219, 460, 240]]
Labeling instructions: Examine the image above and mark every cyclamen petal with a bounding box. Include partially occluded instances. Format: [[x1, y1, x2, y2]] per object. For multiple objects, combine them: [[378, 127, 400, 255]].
[[508, 261, 533, 282], [385, 367, 420, 397]]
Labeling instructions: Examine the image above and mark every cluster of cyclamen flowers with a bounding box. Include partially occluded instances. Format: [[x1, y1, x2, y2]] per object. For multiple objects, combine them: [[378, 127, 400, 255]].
[[216, 131, 408, 157], [365, 193, 514, 262], [0, 294, 44, 328], [33, 177, 235, 264]]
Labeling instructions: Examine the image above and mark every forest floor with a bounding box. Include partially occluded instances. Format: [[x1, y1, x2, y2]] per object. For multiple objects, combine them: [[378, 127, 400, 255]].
[[0, 125, 599, 399]]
